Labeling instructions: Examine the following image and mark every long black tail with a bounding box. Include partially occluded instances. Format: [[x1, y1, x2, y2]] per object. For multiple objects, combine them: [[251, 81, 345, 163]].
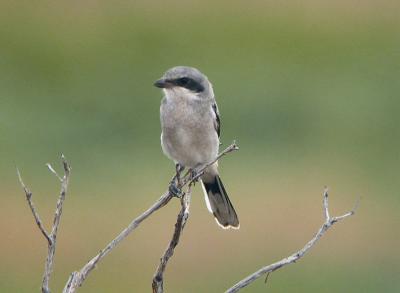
[[201, 175, 239, 229]]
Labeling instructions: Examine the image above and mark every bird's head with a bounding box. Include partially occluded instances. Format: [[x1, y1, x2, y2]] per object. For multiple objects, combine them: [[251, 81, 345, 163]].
[[154, 66, 214, 100]]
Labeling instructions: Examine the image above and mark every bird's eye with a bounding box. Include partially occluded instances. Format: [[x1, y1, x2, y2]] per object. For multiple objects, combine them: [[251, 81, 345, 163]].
[[177, 77, 190, 86]]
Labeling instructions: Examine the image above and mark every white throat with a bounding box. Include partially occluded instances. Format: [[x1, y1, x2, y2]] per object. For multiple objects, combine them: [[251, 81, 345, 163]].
[[164, 87, 202, 102]]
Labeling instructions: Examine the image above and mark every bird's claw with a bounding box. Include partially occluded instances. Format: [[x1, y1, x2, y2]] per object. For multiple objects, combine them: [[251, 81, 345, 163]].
[[169, 181, 183, 198], [189, 169, 201, 185]]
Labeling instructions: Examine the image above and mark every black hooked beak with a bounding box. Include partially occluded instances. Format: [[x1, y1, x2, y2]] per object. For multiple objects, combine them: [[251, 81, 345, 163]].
[[154, 78, 173, 88]]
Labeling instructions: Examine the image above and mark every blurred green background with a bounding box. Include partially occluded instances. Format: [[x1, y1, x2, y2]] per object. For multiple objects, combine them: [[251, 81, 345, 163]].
[[1, 0, 399, 292]]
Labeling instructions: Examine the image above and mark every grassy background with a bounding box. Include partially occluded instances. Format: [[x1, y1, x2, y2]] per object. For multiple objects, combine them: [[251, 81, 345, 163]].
[[1, 1, 399, 292]]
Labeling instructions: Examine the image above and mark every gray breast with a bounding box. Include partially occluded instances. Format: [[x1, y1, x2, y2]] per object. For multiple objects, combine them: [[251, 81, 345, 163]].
[[160, 96, 219, 168]]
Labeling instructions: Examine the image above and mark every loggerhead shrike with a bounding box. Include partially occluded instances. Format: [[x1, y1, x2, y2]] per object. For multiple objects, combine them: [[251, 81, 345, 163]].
[[154, 66, 239, 229]]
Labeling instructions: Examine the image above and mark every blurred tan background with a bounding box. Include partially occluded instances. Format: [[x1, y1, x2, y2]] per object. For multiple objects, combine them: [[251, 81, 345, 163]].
[[1, 0, 399, 292]]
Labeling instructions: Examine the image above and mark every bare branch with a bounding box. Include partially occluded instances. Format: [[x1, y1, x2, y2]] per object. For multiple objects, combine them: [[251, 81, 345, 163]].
[[21, 143, 356, 293], [150, 142, 238, 292], [62, 190, 173, 293], [225, 189, 357, 293], [152, 184, 193, 293], [323, 187, 330, 220], [62, 141, 238, 293], [46, 163, 62, 182], [17, 168, 52, 245], [18, 155, 71, 293], [42, 156, 71, 293]]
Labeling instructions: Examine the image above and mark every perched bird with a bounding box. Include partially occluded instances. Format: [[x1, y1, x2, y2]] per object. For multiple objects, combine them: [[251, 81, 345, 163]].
[[154, 66, 239, 229]]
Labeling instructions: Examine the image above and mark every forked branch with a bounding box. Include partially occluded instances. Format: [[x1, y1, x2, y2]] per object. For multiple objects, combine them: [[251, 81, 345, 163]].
[[63, 142, 238, 293], [20, 144, 357, 293], [225, 188, 358, 293], [18, 155, 71, 293]]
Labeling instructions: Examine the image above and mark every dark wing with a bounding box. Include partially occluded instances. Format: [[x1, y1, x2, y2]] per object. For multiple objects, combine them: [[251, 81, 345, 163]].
[[212, 102, 221, 138]]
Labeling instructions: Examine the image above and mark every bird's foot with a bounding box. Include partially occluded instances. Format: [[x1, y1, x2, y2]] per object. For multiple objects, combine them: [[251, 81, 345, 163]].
[[176, 163, 185, 186], [188, 169, 201, 185], [169, 180, 183, 198]]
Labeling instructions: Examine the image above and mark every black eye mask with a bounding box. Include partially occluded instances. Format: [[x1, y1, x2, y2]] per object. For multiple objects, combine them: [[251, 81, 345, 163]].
[[174, 77, 205, 93]]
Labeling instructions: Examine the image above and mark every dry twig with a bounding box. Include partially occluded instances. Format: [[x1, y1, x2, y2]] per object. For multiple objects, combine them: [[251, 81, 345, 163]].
[[63, 142, 238, 293], [225, 188, 358, 293], [18, 155, 71, 293], [152, 184, 193, 293], [21, 144, 356, 293]]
